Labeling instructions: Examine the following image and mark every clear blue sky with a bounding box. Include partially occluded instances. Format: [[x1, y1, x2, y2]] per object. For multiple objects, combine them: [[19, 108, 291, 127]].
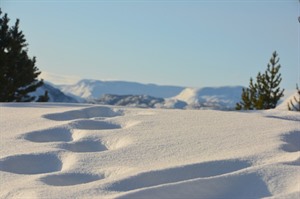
[[1, 0, 299, 89]]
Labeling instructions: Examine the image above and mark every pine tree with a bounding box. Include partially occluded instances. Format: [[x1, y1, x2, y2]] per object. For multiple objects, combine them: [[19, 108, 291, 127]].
[[259, 51, 284, 109], [287, 84, 300, 111], [0, 9, 45, 102], [236, 51, 284, 110]]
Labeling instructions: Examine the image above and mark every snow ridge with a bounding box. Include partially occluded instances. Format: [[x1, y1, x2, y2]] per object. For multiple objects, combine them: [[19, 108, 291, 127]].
[[1, 103, 299, 198]]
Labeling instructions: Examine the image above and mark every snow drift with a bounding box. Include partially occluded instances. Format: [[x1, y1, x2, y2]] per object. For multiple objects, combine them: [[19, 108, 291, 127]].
[[277, 91, 300, 111], [0, 103, 299, 199]]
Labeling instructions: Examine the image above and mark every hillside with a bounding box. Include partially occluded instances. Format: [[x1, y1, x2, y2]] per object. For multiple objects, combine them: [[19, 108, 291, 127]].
[[58, 79, 185, 101], [49, 78, 244, 109], [31, 83, 78, 103], [172, 86, 243, 109]]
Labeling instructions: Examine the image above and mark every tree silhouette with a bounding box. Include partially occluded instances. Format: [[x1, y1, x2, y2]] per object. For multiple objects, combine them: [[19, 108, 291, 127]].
[[236, 52, 284, 110], [0, 9, 46, 102]]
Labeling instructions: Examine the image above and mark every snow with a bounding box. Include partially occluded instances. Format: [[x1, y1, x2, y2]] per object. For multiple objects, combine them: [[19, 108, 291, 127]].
[[0, 103, 299, 199], [31, 83, 78, 103], [47, 78, 244, 109], [277, 91, 300, 111], [173, 86, 244, 109], [58, 79, 185, 100]]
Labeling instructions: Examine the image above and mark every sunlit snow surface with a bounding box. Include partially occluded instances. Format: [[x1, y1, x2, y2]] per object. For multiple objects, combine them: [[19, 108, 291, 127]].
[[0, 103, 299, 199]]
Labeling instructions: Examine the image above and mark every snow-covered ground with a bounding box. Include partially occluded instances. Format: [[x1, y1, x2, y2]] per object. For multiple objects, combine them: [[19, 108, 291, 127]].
[[276, 91, 300, 111], [0, 103, 299, 199]]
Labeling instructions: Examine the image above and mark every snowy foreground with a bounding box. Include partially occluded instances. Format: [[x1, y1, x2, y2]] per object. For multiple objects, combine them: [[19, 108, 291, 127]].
[[0, 103, 299, 199]]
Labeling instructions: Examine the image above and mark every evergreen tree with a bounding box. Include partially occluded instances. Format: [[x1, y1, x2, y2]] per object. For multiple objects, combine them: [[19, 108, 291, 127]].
[[259, 51, 284, 109], [0, 9, 45, 102], [236, 51, 284, 110], [287, 84, 300, 111]]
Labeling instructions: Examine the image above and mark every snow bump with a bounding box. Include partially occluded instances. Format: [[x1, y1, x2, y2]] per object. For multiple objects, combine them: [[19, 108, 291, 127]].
[[70, 119, 121, 130], [43, 106, 123, 121], [108, 159, 251, 192]]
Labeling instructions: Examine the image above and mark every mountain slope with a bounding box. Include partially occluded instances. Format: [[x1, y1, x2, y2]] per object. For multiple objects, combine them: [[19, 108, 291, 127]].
[[45, 77, 244, 109], [58, 79, 185, 100], [31, 83, 78, 103], [94, 94, 164, 108], [172, 86, 244, 109]]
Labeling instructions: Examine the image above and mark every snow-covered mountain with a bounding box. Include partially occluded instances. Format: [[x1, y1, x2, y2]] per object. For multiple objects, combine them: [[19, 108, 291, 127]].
[[171, 86, 244, 109], [43, 78, 244, 109], [31, 83, 78, 103], [94, 94, 165, 108], [58, 79, 185, 102]]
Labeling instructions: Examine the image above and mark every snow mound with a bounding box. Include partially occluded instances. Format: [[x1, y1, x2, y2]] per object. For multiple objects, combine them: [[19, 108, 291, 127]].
[[108, 159, 251, 192], [116, 172, 271, 199], [1, 103, 299, 199], [276, 91, 300, 111], [43, 106, 123, 121]]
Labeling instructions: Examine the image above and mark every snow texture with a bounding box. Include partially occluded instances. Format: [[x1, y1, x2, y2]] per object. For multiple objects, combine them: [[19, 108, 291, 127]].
[[276, 91, 300, 111], [0, 103, 299, 199]]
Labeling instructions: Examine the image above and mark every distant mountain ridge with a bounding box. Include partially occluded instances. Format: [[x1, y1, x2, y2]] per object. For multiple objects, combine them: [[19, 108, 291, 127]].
[[94, 94, 165, 108], [58, 79, 185, 102], [48, 78, 244, 110], [30, 77, 297, 110]]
